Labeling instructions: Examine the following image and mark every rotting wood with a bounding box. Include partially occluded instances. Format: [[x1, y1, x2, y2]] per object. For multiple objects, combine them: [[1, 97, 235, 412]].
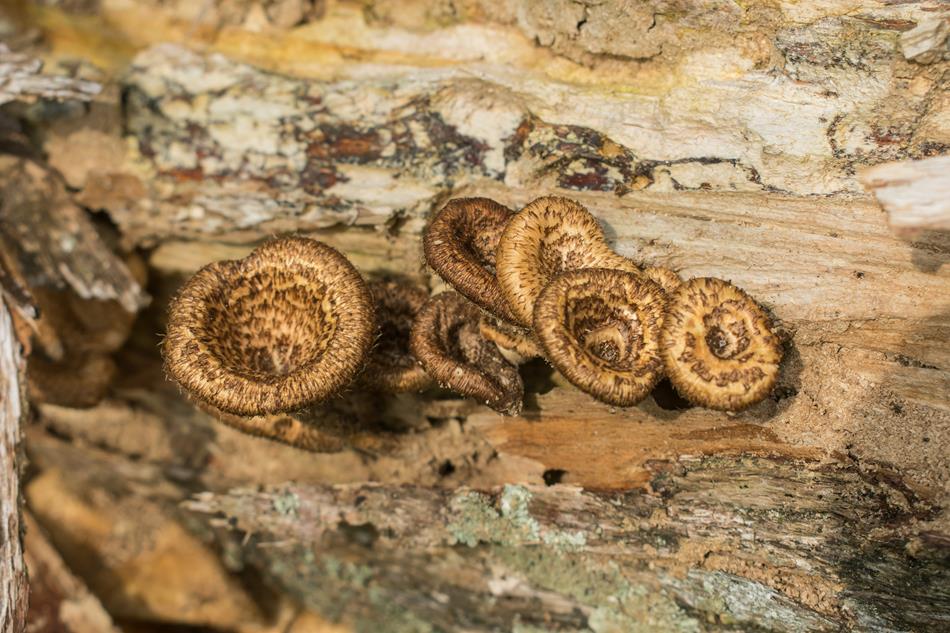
[[0, 156, 148, 313], [185, 455, 950, 632], [0, 301, 28, 633], [7, 1, 949, 631]]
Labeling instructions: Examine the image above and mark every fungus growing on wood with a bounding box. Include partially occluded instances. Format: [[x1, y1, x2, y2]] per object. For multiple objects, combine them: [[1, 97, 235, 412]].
[[660, 277, 783, 411], [496, 196, 641, 326], [409, 292, 523, 415], [423, 197, 517, 322], [533, 269, 666, 407], [362, 278, 433, 392], [644, 266, 682, 295], [479, 316, 542, 362], [163, 237, 375, 417]]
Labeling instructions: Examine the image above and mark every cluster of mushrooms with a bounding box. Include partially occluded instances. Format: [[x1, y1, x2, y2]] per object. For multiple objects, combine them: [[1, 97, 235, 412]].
[[163, 196, 784, 432]]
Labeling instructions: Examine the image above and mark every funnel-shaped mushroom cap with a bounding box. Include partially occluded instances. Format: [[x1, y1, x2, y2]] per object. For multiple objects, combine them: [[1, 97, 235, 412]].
[[660, 277, 783, 411], [163, 237, 375, 416], [496, 196, 640, 326], [362, 278, 433, 392], [423, 198, 516, 322], [534, 269, 665, 406], [410, 292, 523, 415]]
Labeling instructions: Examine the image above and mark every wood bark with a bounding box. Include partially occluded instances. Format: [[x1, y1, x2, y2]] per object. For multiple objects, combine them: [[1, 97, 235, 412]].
[[0, 301, 28, 633]]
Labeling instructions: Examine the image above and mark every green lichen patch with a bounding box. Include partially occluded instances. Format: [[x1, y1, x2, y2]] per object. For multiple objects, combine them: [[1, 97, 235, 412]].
[[447, 484, 586, 550]]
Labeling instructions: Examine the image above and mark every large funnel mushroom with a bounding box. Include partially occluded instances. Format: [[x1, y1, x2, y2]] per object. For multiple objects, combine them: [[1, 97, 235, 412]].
[[423, 197, 517, 322], [660, 277, 783, 411], [163, 237, 375, 417], [496, 196, 641, 327], [533, 269, 666, 407], [409, 292, 523, 415], [362, 278, 433, 393]]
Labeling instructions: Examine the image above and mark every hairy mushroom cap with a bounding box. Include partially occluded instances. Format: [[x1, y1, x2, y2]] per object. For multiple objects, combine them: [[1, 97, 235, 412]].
[[163, 237, 375, 417], [644, 266, 682, 295], [409, 292, 523, 415], [479, 316, 542, 361], [362, 278, 433, 392], [660, 277, 783, 411], [496, 196, 641, 326], [533, 269, 665, 407], [423, 197, 517, 322]]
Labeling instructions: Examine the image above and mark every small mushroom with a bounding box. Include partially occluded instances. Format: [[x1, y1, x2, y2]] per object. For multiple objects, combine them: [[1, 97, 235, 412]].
[[660, 277, 783, 411], [362, 278, 433, 392], [533, 269, 666, 407], [163, 236, 375, 417], [409, 292, 523, 415], [643, 266, 682, 295], [496, 196, 641, 326], [423, 197, 517, 322], [479, 316, 542, 362]]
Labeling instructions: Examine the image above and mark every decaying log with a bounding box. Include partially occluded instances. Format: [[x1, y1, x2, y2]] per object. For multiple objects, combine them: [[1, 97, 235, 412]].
[[187, 455, 950, 632], [8, 1, 950, 631], [0, 301, 28, 633]]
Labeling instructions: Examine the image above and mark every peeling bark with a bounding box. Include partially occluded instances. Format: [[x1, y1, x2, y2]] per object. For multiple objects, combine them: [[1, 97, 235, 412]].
[[0, 301, 28, 633], [0, 43, 99, 105], [860, 155, 950, 232]]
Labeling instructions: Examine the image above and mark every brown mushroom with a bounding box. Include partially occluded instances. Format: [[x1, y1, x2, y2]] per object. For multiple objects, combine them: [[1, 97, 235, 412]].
[[409, 292, 523, 415], [660, 277, 783, 411], [163, 236, 375, 417], [496, 196, 641, 326], [533, 269, 665, 406], [478, 316, 542, 362], [423, 197, 517, 322], [361, 278, 433, 392], [643, 266, 682, 295]]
